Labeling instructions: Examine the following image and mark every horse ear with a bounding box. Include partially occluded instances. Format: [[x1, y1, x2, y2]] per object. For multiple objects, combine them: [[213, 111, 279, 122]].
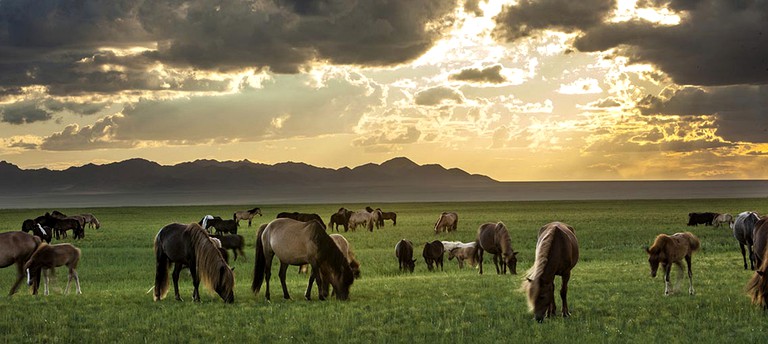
[[526, 278, 532, 282], [512, 251, 519, 256]]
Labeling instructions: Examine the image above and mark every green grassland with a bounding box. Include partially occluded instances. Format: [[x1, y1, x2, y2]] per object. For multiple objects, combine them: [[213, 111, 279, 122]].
[[1, 199, 767, 343]]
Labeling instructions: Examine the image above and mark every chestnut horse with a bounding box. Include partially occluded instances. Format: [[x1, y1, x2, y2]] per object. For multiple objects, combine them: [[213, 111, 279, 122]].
[[0, 232, 42, 295], [25, 243, 82, 295], [645, 231, 700, 296], [747, 224, 768, 310], [476, 222, 518, 275], [153, 223, 234, 303], [252, 218, 354, 301], [521, 222, 579, 322]]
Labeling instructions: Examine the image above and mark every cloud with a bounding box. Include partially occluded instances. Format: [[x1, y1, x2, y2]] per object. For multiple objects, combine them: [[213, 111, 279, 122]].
[[0, 101, 53, 124], [638, 85, 768, 143], [449, 64, 508, 84], [354, 126, 422, 147], [557, 78, 603, 94], [414, 86, 465, 106], [574, 1, 768, 86], [493, 0, 617, 41]]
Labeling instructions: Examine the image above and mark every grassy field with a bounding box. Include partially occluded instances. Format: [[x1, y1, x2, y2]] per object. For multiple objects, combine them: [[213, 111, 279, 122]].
[[1, 199, 767, 343]]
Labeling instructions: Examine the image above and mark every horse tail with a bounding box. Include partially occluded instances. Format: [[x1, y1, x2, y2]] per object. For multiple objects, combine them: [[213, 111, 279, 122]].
[[686, 232, 701, 252], [252, 223, 268, 294], [153, 234, 170, 301], [746, 269, 766, 306]]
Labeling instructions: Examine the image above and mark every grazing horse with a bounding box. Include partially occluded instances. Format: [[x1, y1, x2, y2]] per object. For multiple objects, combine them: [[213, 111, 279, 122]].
[[371, 209, 383, 229], [733, 211, 761, 270], [476, 222, 518, 275], [713, 213, 734, 228], [252, 218, 354, 301], [211, 234, 246, 261], [687, 212, 718, 226], [329, 234, 361, 279], [0, 232, 41, 295], [434, 212, 458, 234], [22, 219, 52, 243], [448, 242, 478, 269], [645, 231, 700, 296], [80, 213, 101, 229], [25, 243, 82, 296], [395, 239, 416, 273], [348, 211, 374, 232], [751, 217, 768, 269], [200, 216, 238, 235], [153, 223, 234, 303], [521, 222, 579, 322], [378, 209, 397, 226], [234, 207, 262, 227], [422, 240, 444, 271], [276, 212, 327, 230], [36, 213, 84, 240], [329, 208, 353, 232]]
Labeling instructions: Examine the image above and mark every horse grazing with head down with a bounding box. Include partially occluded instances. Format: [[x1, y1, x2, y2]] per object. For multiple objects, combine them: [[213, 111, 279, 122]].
[[252, 218, 354, 301], [645, 231, 700, 296], [0, 231, 42, 295], [434, 212, 458, 234], [521, 222, 579, 322], [200, 216, 238, 235], [154, 223, 234, 303], [476, 222, 518, 275], [395, 239, 416, 273], [746, 224, 768, 310], [22, 219, 52, 243], [422, 240, 444, 271], [348, 211, 374, 232], [329, 234, 361, 279], [234, 207, 262, 227], [733, 211, 761, 270], [25, 243, 82, 296], [749, 217, 768, 271], [329, 208, 353, 232], [276, 212, 327, 230]]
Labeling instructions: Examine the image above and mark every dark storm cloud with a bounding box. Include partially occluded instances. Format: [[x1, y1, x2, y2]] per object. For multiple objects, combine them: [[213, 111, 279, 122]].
[[574, 0, 768, 86], [0, 0, 460, 95], [0, 101, 53, 124], [493, 0, 616, 41], [449, 65, 507, 84], [639, 86, 768, 143]]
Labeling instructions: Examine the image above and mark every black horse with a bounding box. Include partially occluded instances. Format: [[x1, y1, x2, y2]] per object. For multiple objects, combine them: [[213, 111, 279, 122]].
[[35, 213, 83, 240], [199, 216, 238, 235], [22, 219, 52, 243], [211, 234, 246, 261], [328, 208, 353, 232]]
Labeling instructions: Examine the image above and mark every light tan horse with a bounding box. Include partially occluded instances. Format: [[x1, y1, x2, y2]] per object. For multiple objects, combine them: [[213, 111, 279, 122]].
[[0, 232, 42, 295], [348, 211, 374, 232], [80, 213, 101, 229], [645, 231, 700, 296], [521, 222, 579, 322], [252, 218, 354, 301], [434, 212, 458, 234], [24, 243, 82, 296], [234, 207, 262, 227], [476, 222, 518, 274]]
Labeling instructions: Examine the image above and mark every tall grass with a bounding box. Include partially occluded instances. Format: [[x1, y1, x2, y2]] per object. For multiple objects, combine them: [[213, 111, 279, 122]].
[[0, 199, 767, 342]]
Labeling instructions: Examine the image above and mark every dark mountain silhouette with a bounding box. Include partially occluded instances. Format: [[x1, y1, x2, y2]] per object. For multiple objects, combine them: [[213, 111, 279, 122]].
[[0, 156, 766, 208]]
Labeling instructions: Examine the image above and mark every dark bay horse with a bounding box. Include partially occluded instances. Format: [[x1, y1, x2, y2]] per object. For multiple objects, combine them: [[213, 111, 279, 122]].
[[476, 222, 518, 274], [522, 222, 579, 322], [234, 207, 262, 227], [211, 234, 246, 261], [25, 243, 82, 295], [154, 223, 234, 303], [0, 232, 41, 295], [646, 231, 700, 296], [422, 240, 444, 271], [747, 232, 768, 310], [200, 216, 238, 235], [252, 218, 353, 301], [329, 208, 353, 232], [35, 213, 83, 240], [22, 219, 52, 243], [750, 217, 768, 270], [378, 209, 397, 226], [395, 239, 416, 273]]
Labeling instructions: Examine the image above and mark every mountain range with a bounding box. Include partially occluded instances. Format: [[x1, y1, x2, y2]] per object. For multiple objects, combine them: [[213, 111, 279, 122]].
[[0, 157, 766, 208]]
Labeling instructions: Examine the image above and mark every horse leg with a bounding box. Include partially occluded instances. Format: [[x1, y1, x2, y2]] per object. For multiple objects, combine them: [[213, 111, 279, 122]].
[[663, 263, 672, 295], [189, 264, 200, 302], [65, 268, 72, 294], [278, 262, 291, 299], [493, 255, 500, 274], [561, 273, 571, 317], [171, 264, 184, 301], [44, 269, 50, 296], [740, 244, 748, 270], [748, 245, 755, 270], [478, 249, 484, 275], [305, 268, 315, 301], [685, 255, 694, 295], [9, 262, 24, 296]]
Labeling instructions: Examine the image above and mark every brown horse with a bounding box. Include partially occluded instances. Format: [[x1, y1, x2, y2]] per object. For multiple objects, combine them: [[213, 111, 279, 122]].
[[521, 222, 579, 322], [329, 208, 353, 232], [0, 232, 42, 295], [422, 240, 444, 271], [645, 231, 700, 296], [154, 223, 234, 303], [329, 234, 361, 279], [476, 222, 518, 275], [395, 239, 416, 273], [211, 234, 246, 261], [377, 209, 397, 226], [234, 207, 262, 227], [252, 218, 354, 301], [24, 243, 82, 295], [80, 213, 101, 229], [750, 217, 768, 271], [434, 212, 458, 234], [747, 235, 768, 310]]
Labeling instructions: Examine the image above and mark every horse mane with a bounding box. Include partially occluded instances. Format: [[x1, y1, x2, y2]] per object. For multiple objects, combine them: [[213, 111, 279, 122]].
[[188, 223, 233, 298], [747, 249, 768, 306], [495, 222, 512, 252], [522, 224, 557, 312], [648, 234, 671, 254], [312, 224, 352, 284], [248, 207, 260, 213]]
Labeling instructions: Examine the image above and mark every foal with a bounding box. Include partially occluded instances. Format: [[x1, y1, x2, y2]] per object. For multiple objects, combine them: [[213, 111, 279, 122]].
[[25, 243, 82, 295], [646, 232, 700, 295]]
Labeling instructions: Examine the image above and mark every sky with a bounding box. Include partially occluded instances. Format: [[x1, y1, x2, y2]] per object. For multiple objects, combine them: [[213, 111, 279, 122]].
[[0, 0, 766, 181]]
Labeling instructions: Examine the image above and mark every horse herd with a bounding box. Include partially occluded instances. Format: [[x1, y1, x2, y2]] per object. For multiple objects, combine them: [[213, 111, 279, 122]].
[[4, 206, 768, 322]]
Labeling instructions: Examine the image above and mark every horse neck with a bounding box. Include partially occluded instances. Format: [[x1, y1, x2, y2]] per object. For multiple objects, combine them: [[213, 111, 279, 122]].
[[497, 230, 512, 255]]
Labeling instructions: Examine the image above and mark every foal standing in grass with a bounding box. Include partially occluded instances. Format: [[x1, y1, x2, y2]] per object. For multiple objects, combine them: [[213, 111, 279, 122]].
[[645, 232, 700, 296]]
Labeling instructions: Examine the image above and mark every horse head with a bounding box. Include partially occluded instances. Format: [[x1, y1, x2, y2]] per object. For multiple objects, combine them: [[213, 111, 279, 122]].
[[530, 278, 555, 322], [645, 246, 660, 277], [215, 264, 235, 304], [504, 251, 519, 274]]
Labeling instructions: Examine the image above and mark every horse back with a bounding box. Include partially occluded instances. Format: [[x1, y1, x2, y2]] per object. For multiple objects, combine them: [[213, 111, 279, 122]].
[[539, 223, 579, 274], [155, 223, 194, 264], [476, 223, 502, 253], [0, 232, 40, 267], [751, 218, 768, 265], [263, 218, 321, 265], [395, 240, 413, 260]]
